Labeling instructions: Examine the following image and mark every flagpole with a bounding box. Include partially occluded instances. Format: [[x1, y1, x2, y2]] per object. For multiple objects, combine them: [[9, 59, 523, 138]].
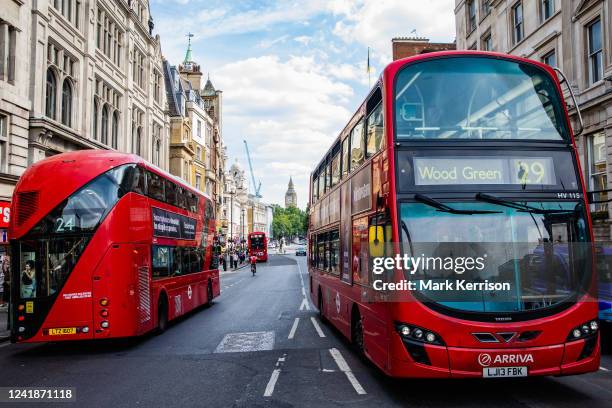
[[367, 47, 371, 88]]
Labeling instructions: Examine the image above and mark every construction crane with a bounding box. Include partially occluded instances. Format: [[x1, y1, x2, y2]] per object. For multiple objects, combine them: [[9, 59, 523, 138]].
[[243, 140, 262, 198]]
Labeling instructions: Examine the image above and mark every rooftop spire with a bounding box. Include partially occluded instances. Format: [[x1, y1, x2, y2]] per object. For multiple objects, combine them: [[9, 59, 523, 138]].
[[183, 32, 194, 64]]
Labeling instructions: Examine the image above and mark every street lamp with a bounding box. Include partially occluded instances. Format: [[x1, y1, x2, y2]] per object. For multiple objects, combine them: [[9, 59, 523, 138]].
[[228, 185, 236, 242], [241, 208, 245, 240]]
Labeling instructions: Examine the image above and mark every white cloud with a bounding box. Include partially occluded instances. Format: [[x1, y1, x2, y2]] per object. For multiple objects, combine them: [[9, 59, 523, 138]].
[[214, 55, 355, 208], [294, 35, 312, 46], [332, 0, 456, 66]]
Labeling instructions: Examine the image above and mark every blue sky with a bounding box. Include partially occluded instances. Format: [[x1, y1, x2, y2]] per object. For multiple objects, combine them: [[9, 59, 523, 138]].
[[150, 0, 455, 208]]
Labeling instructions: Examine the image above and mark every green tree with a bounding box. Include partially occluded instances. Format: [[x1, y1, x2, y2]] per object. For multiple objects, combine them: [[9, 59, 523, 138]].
[[271, 205, 307, 240]]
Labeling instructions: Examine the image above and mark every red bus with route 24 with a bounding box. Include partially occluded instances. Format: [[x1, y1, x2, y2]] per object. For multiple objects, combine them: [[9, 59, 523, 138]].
[[248, 232, 268, 262], [10, 150, 220, 342], [308, 51, 600, 378]]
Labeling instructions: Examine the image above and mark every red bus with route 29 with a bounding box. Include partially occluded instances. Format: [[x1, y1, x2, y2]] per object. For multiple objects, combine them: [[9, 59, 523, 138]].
[[308, 51, 600, 378]]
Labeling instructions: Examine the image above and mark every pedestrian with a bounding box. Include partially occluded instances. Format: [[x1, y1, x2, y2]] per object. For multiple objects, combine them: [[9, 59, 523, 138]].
[[20, 260, 36, 298], [232, 251, 239, 269], [0, 256, 6, 309]]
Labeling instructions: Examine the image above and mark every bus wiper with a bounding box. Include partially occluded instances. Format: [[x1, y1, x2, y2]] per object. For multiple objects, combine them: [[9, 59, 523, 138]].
[[475, 193, 573, 214], [414, 194, 501, 215]]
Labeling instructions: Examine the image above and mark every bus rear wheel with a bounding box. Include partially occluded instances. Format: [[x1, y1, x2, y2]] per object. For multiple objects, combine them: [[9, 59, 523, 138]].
[[157, 296, 168, 333], [206, 280, 214, 307], [351, 307, 365, 356]]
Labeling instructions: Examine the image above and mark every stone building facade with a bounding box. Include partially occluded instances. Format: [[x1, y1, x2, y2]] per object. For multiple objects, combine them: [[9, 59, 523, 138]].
[[30, 0, 169, 168], [163, 37, 226, 232], [455, 0, 612, 240], [0, 0, 31, 202]]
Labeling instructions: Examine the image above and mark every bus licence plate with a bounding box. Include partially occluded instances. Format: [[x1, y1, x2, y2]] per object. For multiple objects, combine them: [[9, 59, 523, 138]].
[[48, 327, 77, 336], [483, 366, 527, 378]]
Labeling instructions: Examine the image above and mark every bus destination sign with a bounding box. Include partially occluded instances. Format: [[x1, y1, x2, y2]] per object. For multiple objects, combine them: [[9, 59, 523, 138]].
[[152, 207, 197, 240], [413, 157, 555, 186]]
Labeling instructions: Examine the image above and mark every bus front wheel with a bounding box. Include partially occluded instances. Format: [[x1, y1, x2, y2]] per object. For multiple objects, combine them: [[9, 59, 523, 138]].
[[157, 296, 168, 333]]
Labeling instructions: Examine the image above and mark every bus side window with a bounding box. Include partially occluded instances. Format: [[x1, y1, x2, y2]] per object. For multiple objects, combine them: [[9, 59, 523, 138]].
[[176, 187, 187, 210], [350, 120, 365, 171], [366, 103, 384, 157], [152, 246, 170, 278], [341, 136, 349, 177], [132, 165, 146, 195], [147, 172, 164, 202], [171, 247, 182, 276], [165, 180, 177, 206]]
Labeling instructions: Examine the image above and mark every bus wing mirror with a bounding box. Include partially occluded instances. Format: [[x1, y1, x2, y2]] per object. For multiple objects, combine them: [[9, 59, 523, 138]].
[[369, 225, 385, 258], [554, 67, 583, 137]]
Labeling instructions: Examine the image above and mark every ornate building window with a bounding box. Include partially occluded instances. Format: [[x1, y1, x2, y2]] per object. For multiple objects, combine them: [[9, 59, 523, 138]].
[[132, 107, 144, 156], [101, 105, 109, 145], [133, 48, 146, 89], [45, 68, 57, 119], [92, 98, 98, 140], [52, 0, 81, 29], [0, 23, 17, 84], [96, 7, 123, 67], [94, 77, 121, 146], [112, 111, 119, 149], [0, 114, 7, 173], [587, 18, 603, 85], [152, 123, 162, 166], [512, 2, 524, 44], [153, 70, 161, 103], [61, 79, 73, 126], [46, 42, 77, 126]]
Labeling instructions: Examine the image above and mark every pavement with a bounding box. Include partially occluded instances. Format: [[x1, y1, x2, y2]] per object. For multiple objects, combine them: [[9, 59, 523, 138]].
[[0, 254, 610, 407]]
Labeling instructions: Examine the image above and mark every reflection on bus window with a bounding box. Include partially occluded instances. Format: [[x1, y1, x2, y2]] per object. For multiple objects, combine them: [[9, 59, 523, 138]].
[[350, 121, 365, 170], [394, 57, 568, 140]]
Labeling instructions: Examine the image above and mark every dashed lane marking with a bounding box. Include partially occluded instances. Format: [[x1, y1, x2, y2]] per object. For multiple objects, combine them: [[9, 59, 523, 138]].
[[310, 317, 325, 338], [329, 348, 366, 395], [600, 366, 609, 371], [288, 318, 300, 339], [264, 353, 287, 397]]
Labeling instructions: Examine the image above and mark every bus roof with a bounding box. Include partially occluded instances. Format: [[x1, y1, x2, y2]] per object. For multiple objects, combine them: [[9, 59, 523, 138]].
[[11, 150, 209, 238], [311, 50, 560, 177]]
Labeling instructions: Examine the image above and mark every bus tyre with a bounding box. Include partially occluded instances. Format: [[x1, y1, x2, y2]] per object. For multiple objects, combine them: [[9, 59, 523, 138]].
[[351, 307, 365, 356], [157, 296, 168, 333], [206, 281, 214, 307], [318, 288, 326, 323]]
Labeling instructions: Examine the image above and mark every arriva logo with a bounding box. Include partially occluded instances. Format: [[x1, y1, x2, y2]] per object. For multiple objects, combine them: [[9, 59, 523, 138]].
[[478, 353, 534, 367]]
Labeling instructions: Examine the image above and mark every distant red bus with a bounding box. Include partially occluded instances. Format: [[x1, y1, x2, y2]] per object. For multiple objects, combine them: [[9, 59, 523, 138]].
[[248, 232, 268, 262], [10, 150, 220, 343], [309, 51, 599, 378]]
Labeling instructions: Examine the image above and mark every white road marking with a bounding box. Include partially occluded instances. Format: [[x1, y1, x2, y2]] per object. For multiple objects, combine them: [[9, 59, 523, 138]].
[[263, 369, 281, 397], [288, 318, 300, 339], [301, 287, 306, 296], [264, 353, 287, 397], [310, 317, 325, 337], [299, 298, 310, 311], [329, 348, 366, 395], [0, 342, 10, 348], [600, 366, 609, 371]]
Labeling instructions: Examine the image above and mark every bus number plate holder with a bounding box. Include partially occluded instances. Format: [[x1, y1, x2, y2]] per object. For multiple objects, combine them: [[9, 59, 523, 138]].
[[48, 328, 77, 336], [483, 366, 527, 378]]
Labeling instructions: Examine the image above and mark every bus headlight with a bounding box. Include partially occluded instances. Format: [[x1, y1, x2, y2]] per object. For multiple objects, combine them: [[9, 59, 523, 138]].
[[81, 326, 89, 333], [100, 321, 109, 329], [567, 320, 599, 342], [395, 322, 445, 346]]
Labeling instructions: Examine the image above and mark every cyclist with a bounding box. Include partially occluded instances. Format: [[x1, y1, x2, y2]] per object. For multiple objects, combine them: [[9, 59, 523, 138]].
[[250, 254, 258, 276]]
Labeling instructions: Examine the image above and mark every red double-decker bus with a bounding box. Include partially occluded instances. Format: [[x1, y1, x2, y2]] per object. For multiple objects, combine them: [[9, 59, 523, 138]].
[[248, 232, 268, 262], [10, 150, 220, 342], [308, 51, 600, 378]]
